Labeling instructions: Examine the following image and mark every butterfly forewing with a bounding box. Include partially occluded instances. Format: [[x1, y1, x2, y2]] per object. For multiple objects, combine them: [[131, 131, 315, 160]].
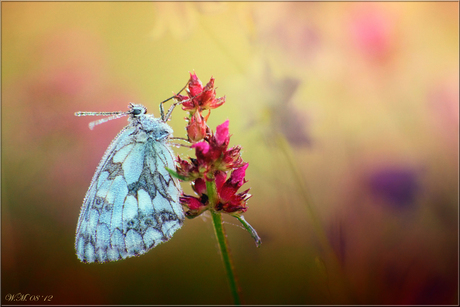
[[75, 107, 184, 263]]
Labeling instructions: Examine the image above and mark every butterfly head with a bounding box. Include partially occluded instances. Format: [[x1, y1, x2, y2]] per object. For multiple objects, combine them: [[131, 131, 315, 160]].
[[128, 103, 147, 117]]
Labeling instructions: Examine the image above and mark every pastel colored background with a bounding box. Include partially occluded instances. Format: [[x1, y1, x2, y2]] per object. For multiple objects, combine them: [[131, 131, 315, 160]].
[[2, 2, 458, 305]]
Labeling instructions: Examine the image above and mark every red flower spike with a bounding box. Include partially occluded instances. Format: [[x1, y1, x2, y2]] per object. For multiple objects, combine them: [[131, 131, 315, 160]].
[[176, 74, 255, 217], [175, 73, 261, 246]]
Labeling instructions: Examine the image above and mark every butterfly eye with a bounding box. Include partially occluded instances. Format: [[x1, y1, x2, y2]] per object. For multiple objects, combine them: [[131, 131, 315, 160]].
[[130, 105, 147, 116]]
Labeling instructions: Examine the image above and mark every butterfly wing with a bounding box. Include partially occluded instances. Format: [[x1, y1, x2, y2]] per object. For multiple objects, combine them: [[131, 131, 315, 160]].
[[75, 122, 184, 263]]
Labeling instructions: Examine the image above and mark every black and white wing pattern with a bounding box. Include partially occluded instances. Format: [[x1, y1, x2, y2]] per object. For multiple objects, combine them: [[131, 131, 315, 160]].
[[75, 104, 184, 263]]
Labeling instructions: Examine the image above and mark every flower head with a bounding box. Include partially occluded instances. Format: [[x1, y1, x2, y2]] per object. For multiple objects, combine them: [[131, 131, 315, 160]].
[[171, 73, 257, 245], [177, 72, 226, 114]]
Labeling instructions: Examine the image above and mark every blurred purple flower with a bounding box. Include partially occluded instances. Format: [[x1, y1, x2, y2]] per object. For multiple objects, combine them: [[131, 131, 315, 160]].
[[247, 64, 312, 148], [368, 166, 419, 209], [414, 275, 458, 304], [271, 94, 312, 147]]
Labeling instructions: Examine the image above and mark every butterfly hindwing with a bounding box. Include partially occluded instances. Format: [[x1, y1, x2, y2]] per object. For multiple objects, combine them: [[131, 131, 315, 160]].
[[75, 113, 184, 263]]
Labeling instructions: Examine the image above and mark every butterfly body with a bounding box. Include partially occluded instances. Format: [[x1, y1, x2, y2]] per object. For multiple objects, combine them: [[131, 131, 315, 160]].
[[75, 104, 184, 263]]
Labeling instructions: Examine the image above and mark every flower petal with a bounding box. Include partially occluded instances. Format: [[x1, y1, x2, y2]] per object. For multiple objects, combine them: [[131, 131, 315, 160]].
[[215, 120, 230, 147], [188, 72, 203, 97], [180, 195, 204, 210], [229, 163, 248, 186], [192, 178, 207, 195]]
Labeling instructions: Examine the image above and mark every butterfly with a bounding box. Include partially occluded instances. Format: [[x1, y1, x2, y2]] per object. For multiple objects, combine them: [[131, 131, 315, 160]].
[[74, 99, 185, 263]]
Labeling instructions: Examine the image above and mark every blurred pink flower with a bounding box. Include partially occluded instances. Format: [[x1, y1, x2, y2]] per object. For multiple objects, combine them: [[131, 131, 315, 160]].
[[427, 75, 459, 147], [348, 4, 398, 63]]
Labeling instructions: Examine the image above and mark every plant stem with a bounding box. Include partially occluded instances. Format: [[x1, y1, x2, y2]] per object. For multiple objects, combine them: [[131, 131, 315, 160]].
[[276, 134, 355, 304], [207, 180, 242, 305]]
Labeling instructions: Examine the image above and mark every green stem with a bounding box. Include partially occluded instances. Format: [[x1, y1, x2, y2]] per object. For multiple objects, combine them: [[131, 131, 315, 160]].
[[207, 181, 242, 305]]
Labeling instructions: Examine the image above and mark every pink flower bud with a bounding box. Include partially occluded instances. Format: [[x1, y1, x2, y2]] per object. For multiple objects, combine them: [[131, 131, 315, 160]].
[[186, 111, 207, 143]]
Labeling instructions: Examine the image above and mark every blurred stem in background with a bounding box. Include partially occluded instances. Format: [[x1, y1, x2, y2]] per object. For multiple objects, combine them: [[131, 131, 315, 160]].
[[275, 134, 356, 304]]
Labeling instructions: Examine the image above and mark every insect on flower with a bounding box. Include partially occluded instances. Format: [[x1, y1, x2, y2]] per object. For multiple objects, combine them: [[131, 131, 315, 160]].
[[74, 92, 187, 263]]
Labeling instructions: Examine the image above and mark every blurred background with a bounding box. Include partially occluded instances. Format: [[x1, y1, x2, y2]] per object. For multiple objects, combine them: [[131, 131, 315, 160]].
[[2, 2, 458, 305]]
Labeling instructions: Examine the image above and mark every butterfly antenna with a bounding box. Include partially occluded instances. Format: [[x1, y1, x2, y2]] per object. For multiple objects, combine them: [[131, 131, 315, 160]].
[[75, 110, 129, 130]]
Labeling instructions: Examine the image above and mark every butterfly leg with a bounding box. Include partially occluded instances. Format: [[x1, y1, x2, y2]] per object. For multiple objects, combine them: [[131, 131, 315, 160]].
[[160, 81, 190, 121], [168, 137, 191, 148]]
